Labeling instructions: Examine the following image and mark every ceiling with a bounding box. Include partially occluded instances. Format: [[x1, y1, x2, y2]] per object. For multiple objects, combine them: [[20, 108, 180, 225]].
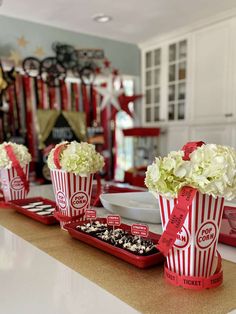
[[1, 0, 236, 44]]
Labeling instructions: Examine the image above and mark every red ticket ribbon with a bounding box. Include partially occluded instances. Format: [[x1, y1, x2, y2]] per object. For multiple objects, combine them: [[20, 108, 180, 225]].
[[4, 144, 29, 193], [157, 186, 197, 256], [53, 143, 68, 169], [182, 141, 205, 161], [164, 251, 223, 290]]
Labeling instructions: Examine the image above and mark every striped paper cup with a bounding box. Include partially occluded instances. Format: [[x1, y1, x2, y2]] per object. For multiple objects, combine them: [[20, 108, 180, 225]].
[[0, 164, 30, 201], [158, 192, 225, 277], [50, 169, 93, 230]]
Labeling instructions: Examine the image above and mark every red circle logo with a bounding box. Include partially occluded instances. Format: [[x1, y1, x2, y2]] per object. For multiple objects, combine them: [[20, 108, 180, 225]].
[[174, 225, 190, 249], [70, 192, 88, 210], [196, 221, 217, 249], [10, 177, 24, 191], [56, 191, 67, 210]]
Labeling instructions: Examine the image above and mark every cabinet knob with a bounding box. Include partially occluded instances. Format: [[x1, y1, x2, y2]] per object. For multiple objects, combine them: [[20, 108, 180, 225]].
[[225, 113, 233, 117]]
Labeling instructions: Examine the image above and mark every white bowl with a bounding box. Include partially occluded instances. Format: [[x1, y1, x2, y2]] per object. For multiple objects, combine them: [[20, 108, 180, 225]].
[[100, 192, 161, 224]]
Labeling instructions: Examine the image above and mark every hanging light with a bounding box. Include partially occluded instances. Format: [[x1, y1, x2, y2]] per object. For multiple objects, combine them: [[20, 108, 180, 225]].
[[93, 14, 112, 23]]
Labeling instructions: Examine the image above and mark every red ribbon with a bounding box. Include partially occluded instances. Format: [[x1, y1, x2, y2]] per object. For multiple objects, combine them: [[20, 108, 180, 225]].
[[73, 83, 80, 112], [82, 84, 90, 126], [157, 186, 197, 256], [164, 251, 223, 290], [157, 141, 205, 256], [182, 141, 205, 161], [4, 144, 29, 193], [53, 143, 68, 169], [49, 87, 56, 109], [91, 86, 97, 122]]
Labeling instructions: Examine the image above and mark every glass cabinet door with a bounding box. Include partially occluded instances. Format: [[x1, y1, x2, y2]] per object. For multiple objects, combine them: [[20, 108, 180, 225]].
[[143, 39, 187, 123], [144, 48, 161, 123], [168, 40, 187, 121]]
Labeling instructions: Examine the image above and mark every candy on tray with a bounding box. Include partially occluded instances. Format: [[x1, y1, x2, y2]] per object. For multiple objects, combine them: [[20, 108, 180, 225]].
[[35, 205, 53, 209], [22, 205, 37, 209], [28, 202, 44, 206]]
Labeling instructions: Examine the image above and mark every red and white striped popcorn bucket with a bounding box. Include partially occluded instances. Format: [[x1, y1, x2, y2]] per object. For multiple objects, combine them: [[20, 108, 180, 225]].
[[158, 190, 225, 289], [50, 169, 93, 230], [0, 164, 30, 202]]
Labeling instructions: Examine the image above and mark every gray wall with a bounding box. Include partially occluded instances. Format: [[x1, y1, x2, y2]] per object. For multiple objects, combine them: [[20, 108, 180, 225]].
[[0, 15, 140, 76]]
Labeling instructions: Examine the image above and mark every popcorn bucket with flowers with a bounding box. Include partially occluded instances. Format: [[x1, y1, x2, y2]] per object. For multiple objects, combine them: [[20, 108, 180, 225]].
[[48, 141, 104, 230], [145, 142, 236, 290], [0, 142, 31, 201]]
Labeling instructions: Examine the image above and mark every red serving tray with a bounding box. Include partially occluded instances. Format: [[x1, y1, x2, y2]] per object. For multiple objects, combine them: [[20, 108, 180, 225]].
[[64, 218, 164, 269], [8, 197, 59, 225], [219, 206, 236, 247]]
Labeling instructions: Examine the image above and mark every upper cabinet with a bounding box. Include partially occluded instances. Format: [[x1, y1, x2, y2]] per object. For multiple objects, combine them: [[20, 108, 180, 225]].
[[141, 16, 236, 126], [142, 38, 189, 125], [191, 21, 231, 123]]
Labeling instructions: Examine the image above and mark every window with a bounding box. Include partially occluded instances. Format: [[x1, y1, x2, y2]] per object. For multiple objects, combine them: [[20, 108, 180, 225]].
[[144, 48, 161, 123]]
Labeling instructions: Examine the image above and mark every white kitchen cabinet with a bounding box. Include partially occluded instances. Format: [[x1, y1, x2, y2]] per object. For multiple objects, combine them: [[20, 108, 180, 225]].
[[189, 124, 232, 146], [142, 37, 189, 125], [140, 15, 236, 150], [191, 21, 231, 123], [165, 125, 189, 153]]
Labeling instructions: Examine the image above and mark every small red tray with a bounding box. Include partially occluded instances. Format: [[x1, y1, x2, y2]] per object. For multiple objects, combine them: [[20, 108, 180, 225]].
[[218, 206, 236, 247], [8, 197, 59, 225], [64, 218, 164, 269]]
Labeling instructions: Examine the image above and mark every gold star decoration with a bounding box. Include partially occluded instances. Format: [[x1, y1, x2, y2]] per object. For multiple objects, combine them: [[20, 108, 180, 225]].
[[8, 50, 22, 66], [17, 36, 29, 48], [34, 47, 45, 58]]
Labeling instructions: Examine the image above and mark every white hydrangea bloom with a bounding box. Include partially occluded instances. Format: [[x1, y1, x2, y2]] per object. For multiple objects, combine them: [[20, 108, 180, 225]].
[[0, 142, 32, 169], [47, 141, 104, 176], [145, 144, 236, 200], [145, 151, 190, 198]]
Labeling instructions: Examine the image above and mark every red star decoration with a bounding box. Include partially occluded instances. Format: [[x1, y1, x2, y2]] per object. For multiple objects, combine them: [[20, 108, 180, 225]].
[[111, 93, 143, 119], [118, 93, 143, 117], [103, 59, 111, 68]]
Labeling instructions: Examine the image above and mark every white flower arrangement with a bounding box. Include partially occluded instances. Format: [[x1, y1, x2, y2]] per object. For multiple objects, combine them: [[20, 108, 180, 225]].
[[47, 141, 104, 176], [145, 144, 236, 200], [0, 142, 32, 169]]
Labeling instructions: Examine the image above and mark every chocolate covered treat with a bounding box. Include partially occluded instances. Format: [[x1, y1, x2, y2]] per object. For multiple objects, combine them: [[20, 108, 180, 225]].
[[76, 220, 108, 235], [76, 221, 158, 256]]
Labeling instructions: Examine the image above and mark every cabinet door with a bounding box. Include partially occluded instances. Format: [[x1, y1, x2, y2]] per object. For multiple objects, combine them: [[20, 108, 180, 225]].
[[166, 126, 189, 153], [191, 22, 230, 123], [189, 125, 232, 146]]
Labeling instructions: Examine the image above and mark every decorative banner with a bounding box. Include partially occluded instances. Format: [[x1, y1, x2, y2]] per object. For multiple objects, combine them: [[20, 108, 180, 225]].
[[131, 224, 149, 237], [81, 84, 90, 126], [72, 82, 80, 112], [107, 215, 121, 227]]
